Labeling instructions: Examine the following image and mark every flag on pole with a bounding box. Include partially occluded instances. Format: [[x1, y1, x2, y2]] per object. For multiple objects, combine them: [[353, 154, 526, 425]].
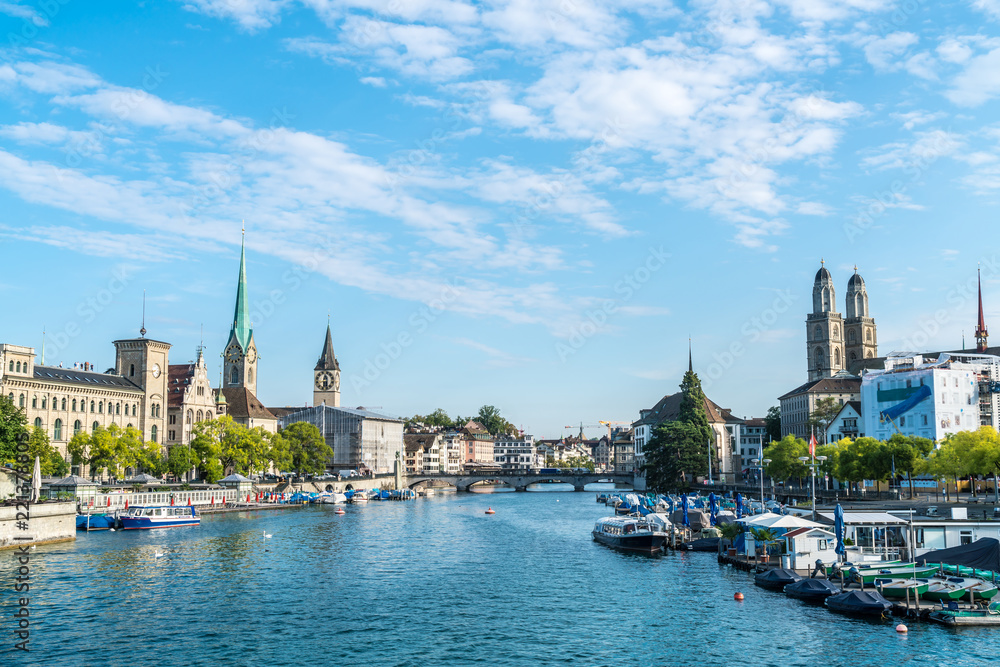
[[809, 433, 817, 458]]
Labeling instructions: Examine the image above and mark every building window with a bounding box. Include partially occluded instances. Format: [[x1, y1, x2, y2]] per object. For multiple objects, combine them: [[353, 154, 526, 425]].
[[900, 416, 905, 427], [956, 415, 961, 426], [116, 403, 121, 414], [151, 425, 158, 443], [90, 400, 95, 412], [61, 398, 66, 410], [19, 394, 25, 408], [34, 417, 41, 429], [922, 415, 928, 426], [99, 401, 103, 413], [73, 420, 81, 435], [54, 419, 62, 440], [230, 367, 238, 384], [32, 397, 37, 408], [130, 363, 135, 377], [15, 361, 21, 372], [92, 421, 99, 433], [248, 368, 253, 384], [906, 379, 911, 388], [41, 398, 46, 409], [169, 414, 175, 425], [133, 403, 137, 415], [169, 430, 175, 440], [7, 361, 12, 371], [124, 404, 129, 416]]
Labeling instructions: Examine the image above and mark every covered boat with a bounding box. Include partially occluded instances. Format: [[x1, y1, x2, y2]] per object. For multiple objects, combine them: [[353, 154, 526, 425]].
[[825, 590, 892, 615], [783, 578, 840, 602], [754, 568, 802, 590], [683, 537, 721, 552], [76, 513, 116, 531], [592, 516, 666, 554]]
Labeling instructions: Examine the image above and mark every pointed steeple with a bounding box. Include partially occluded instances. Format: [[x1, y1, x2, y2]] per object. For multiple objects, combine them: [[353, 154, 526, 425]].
[[315, 323, 340, 371], [976, 265, 989, 353], [688, 337, 693, 373], [231, 225, 252, 350]]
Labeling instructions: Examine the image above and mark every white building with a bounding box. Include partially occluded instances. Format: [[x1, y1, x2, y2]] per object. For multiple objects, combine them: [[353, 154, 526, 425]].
[[861, 352, 1000, 442], [494, 434, 536, 471], [440, 432, 463, 474], [826, 401, 863, 443], [737, 417, 767, 472]]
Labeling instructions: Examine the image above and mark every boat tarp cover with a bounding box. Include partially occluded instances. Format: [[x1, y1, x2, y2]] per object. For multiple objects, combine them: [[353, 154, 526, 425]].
[[826, 590, 891, 612], [880, 384, 931, 421], [755, 568, 801, 585], [916, 538, 1000, 572], [785, 578, 839, 596]]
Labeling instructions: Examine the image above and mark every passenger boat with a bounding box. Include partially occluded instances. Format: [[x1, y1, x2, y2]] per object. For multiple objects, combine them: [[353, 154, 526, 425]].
[[592, 516, 666, 554], [76, 513, 117, 531], [783, 578, 840, 602], [923, 576, 999, 602], [120, 505, 200, 530], [825, 590, 893, 616], [928, 601, 1000, 626], [874, 578, 930, 599], [754, 568, 802, 591]]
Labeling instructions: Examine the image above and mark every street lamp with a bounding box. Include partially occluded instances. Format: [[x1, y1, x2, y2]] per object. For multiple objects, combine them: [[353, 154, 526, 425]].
[[751, 458, 771, 515], [798, 455, 828, 522]]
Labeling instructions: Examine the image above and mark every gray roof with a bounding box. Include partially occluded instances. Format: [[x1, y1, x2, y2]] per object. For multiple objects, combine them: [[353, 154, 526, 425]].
[[281, 404, 402, 423], [50, 474, 98, 487], [33, 365, 143, 391], [218, 473, 253, 483], [125, 473, 160, 484]]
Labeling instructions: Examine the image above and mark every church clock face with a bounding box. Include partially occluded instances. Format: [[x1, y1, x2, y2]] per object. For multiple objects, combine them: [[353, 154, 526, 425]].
[[333, 372, 340, 391], [316, 371, 334, 390], [226, 345, 240, 362], [247, 347, 257, 363]]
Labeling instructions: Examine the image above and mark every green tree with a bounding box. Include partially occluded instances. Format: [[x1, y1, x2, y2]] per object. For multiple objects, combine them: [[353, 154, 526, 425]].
[[67, 432, 91, 469], [806, 397, 842, 443], [678, 370, 712, 447], [26, 426, 69, 477], [642, 421, 707, 493], [0, 394, 28, 465], [751, 527, 779, 563], [565, 455, 595, 472], [281, 422, 332, 475], [136, 439, 166, 477], [265, 430, 292, 476], [764, 435, 808, 484], [166, 445, 193, 481], [475, 406, 516, 436], [409, 409, 455, 430], [764, 406, 782, 445]]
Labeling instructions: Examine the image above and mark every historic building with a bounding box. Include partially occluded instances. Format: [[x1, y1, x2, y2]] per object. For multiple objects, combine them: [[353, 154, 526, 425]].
[[313, 323, 341, 407], [493, 434, 536, 471], [278, 404, 404, 474], [1, 334, 170, 471], [807, 262, 878, 381], [166, 347, 224, 448], [218, 232, 277, 433], [778, 375, 861, 439], [461, 420, 495, 465]]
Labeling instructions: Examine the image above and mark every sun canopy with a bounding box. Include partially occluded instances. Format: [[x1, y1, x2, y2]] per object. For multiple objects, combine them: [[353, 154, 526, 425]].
[[916, 538, 1000, 572], [739, 514, 822, 530]]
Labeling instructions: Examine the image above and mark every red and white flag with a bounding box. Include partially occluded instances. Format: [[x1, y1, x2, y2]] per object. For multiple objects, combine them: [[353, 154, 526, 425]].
[[809, 433, 817, 457]]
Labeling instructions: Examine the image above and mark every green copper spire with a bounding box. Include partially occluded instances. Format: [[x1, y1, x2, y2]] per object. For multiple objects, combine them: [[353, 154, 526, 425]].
[[231, 225, 252, 350]]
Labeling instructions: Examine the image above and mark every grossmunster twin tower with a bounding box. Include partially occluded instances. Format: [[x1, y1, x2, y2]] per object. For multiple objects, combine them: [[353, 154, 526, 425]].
[[806, 261, 878, 381], [0, 232, 341, 472]]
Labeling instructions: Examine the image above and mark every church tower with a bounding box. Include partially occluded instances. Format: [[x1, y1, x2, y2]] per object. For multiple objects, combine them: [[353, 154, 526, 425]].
[[313, 323, 340, 407], [844, 266, 877, 369], [976, 266, 989, 352], [222, 230, 258, 396], [806, 261, 845, 381]]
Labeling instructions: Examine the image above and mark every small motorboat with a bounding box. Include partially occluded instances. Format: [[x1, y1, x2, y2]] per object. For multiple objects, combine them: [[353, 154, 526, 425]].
[[825, 590, 893, 615], [76, 513, 116, 531], [874, 578, 930, 599], [754, 568, 802, 591], [929, 601, 1000, 626], [683, 537, 721, 552], [783, 578, 840, 602], [852, 564, 938, 585]]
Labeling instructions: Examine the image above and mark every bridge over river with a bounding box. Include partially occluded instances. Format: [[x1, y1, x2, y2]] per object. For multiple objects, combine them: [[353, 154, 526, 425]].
[[405, 471, 634, 492]]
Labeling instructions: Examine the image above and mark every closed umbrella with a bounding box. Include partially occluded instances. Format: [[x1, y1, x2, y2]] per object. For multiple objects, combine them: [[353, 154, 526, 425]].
[[834, 503, 846, 561], [708, 492, 718, 525], [735, 493, 743, 519], [30, 456, 41, 503], [681, 493, 690, 527]]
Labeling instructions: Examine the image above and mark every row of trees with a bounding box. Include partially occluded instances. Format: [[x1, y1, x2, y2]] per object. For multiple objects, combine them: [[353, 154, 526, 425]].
[[406, 406, 519, 436], [544, 455, 596, 472]]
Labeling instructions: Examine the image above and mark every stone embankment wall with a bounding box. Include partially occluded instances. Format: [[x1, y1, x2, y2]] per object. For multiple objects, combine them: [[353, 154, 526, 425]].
[[0, 502, 76, 549]]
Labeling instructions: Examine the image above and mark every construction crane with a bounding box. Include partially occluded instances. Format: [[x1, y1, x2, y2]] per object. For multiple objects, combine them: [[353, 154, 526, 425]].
[[564, 421, 631, 440]]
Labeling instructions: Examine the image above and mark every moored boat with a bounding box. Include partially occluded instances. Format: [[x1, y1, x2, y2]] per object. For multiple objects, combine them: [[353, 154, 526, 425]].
[[874, 578, 930, 599], [120, 505, 200, 530], [76, 513, 117, 531], [928, 601, 1000, 626], [825, 560, 904, 577], [852, 565, 937, 585], [754, 568, 802, 591], [825, 590, 893, 615], [783, 578, 840, 602], [923, 576, 999, 602], [592, 517, 666, 554]]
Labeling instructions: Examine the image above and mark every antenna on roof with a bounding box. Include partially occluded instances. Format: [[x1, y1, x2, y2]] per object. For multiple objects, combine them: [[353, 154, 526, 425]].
[[140, 290, 147, 338], [41, 326, 46, 366]]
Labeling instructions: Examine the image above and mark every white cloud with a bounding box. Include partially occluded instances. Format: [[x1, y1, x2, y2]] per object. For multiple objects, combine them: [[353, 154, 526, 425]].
[[0, 122, 92, 146], [0, 1, 48, 25], [862, 32, 919, 71], [947, 48, 1000, 106], [860, 130, 962, 171], [180, 0, 289, 32], [973, 0, 1000, 21], [937, 38, 973, 64], [359, 76, 387, 87], [451, 337, 534, 367]]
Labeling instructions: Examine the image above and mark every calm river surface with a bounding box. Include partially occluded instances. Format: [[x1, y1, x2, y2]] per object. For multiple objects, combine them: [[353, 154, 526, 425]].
[[2, 485, 997, 666]]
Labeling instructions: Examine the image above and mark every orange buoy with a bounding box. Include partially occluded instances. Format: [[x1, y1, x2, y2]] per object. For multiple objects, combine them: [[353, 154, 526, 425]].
[[734, 592, 744, 601], [335, 508, 345, 515], [896, 624, 908, 633], [485, 508, 495, 515]]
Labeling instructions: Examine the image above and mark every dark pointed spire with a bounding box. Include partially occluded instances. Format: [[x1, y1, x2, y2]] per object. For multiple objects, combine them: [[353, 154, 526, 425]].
[[315, 323, 340, 371], [976, 264, 989, 353], [230, 224, 251, 350], [688, 337, 693, 373]]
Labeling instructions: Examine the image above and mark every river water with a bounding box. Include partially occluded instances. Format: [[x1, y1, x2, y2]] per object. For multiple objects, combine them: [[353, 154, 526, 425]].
[[2, 484, 997, 666]]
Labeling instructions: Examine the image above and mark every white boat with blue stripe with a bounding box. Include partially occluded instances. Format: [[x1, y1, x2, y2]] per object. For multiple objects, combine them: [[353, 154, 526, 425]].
[[120, 505, 201, 530]]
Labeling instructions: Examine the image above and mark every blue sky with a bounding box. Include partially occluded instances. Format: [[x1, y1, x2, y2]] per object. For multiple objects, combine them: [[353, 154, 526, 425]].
[[1, 1, 999, 439]]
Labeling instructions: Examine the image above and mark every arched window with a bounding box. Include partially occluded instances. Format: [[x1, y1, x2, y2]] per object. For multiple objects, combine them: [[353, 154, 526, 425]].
[[230, 367, 238, 384], [130, 364, 135, 377], [19, 394, 25, 408], [92, 421, 100, 433], [127, 423, 133, 429], [7, 393, 12, 402], [186, 410, 193, 424], [833, 325, 839, 339], [41, 397, 46, 409], [73, 420, 81, 435], [54, 419, 62, 440], [90, 401, 95, 412], [848, 330, 856, 344], [814, 347, 825, 368], [133, 403, 137, 415], [98, 401, 104, 414], [15, 361, 21, 372], [865, 330, 872, 343], [7, 361, 12, 371], [151, 425, 158, 443], [834, 348, 841, 366], [116, 403, 120, 415], [61, 398, 66, 410], [72, 398, 77, 411], [814, 325, 822, 341], [865, 349, 873, 358], [196, 410, 203, 422], [34, 417, 41, 429], [124, 404, 129, 416], [849, 351, 857, 362]]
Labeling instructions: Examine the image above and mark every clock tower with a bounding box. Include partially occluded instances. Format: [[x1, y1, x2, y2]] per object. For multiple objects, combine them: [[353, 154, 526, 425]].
[[222, 230, 258, 396], [313, 323, 340, 407]]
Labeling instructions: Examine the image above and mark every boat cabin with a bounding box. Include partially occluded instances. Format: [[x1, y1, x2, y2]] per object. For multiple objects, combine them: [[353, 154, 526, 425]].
[[124, 506, 196, 518]]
